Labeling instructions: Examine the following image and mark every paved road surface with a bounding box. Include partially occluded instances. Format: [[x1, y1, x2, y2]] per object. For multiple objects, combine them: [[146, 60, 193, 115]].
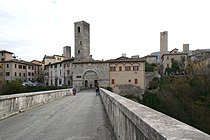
[[0, 90, 116, 140]]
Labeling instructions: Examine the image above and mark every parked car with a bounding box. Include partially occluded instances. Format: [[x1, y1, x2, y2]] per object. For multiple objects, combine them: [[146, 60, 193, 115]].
[[22, 81, 36, 86]]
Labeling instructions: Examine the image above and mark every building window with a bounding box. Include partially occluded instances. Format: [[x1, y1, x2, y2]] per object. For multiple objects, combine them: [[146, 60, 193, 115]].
[[76, 75, 82, 78], [167, 56, 169, 60], [59, 79, 62, 85], [80, 41, 82, 45], [19, 73, 21, 77], [51, 65, 53, 68], [18, 65, 22, 69], [60, 70, 61, 75], [6, 72, 10, 76], [28, 72, 31, 76], [78, 50, 80, 54], [67, 70, 70, 75], [111, 79, 115, 85], [181, 56, 185, 59], [28, 66, 31, 69], [60, 63, 62, 67], [32, 73, 34, 76], [15, 64, 17, 68], [119, 66, 122, 71], [15, 72, 16, 76], [128, 79, 131, 82], [23, 65, 26, 69], [167, 64, 169, 68], [125, 66, 131, 71], [110, 66, 116, 71], [24, 73, 25, 77], [135, 79, 138, 84], [133, 66, 139, 71], [54, 65, 57, 68], [6, 64, 9, 68], [78, 27, 80, 33]]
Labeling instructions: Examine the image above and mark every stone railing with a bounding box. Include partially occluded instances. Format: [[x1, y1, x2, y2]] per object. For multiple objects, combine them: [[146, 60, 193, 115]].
[[100, 88, 210, 140], [0, 89, 71, 120]]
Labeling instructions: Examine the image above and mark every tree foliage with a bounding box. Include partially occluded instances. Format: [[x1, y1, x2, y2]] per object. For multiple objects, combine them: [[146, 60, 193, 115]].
[[0, 79, 67, 95], [145, 62, 157, 72], [165, 58, 185, 75], [142, 58, 210, 135], [142, 75, 210, 134]]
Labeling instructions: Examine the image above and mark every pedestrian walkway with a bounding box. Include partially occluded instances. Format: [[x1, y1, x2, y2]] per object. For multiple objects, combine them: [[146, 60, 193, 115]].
[[0, 89, 116, 140]]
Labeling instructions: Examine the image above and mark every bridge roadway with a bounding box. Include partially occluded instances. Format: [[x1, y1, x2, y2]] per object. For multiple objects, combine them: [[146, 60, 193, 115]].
[[0, 89, 116, 140]]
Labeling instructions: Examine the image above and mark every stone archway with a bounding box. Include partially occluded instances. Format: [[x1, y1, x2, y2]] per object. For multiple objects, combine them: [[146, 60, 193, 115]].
[[82, 70, 99, 89]]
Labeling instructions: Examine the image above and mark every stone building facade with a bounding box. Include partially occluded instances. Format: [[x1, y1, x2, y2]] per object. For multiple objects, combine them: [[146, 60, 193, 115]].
[[160, 31, 190, 75], [72, 21, 110, 89], [143, 55, 157, 64], [73, 61, 109, 89], [0, 50, 42, 82], [44, 21, 146, 94], [108, 56, 145, 95]]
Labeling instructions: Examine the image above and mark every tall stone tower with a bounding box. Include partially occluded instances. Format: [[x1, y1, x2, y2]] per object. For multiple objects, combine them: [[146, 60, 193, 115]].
[[183, 44, 189, 55], [63, 46, 71, 59], [160, 31, 168, 58], [74, 21, 90, 60]]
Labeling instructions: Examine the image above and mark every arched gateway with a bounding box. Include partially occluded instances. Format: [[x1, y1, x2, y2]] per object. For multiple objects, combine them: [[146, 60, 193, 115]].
[[82, 70, 99, 88]]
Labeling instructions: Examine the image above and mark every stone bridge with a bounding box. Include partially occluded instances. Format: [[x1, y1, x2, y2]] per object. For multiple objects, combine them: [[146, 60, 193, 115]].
[[0, 89, 209, 140]]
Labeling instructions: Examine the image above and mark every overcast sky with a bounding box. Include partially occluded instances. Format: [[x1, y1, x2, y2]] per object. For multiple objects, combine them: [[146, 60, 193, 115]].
[[0, 0, 210, 61]]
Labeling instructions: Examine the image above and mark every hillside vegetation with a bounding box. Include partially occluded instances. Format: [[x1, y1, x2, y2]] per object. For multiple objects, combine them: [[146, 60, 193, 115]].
[[142, 60, 210, 134]]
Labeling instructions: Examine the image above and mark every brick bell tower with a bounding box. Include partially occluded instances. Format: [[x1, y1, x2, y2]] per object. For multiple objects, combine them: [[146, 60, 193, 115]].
[[74, 21, 90, 60]]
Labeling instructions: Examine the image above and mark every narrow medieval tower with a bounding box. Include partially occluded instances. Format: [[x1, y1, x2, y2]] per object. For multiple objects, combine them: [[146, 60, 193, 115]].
[[74, 21, 90, 60], [160, 31, 168, 58]]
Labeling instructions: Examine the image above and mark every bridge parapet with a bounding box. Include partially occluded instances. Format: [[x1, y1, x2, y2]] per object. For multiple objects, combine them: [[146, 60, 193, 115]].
[[100, 88, 210, 140], [0, 89, 71, 120]]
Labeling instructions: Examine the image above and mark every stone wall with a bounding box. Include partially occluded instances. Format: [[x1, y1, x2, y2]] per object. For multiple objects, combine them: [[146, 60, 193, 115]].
[[100, 88, 210, 140], [73, 62, 109, 88], [0, 89, 71, 120]]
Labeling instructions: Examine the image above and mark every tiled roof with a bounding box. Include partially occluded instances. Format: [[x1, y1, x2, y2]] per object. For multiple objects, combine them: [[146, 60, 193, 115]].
[[106, 56, 145, 63], [1, 59, 40, 65]]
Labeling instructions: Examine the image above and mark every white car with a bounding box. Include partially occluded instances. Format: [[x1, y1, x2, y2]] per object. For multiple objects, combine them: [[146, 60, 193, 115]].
[[22, 81, 36, 86]]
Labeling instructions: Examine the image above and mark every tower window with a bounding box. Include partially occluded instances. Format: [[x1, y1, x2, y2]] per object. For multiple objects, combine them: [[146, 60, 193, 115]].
[[135, 79, 138, 84], [80, 41, 82, 45], [78, 27, 80, 33], [111, 79, 115, 85], [78, 50, 80, 53]]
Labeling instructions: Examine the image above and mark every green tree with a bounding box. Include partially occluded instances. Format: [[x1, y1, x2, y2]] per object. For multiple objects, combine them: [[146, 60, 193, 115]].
[[165, 58, 184, 75], [145, 62, 157, 72]]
